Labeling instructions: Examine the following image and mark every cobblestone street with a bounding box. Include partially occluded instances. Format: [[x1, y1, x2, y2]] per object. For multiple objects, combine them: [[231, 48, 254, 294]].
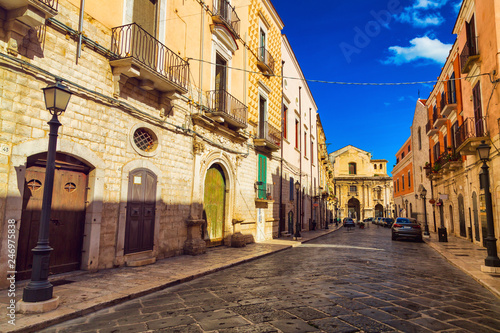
[[42, 225, 500, 333]]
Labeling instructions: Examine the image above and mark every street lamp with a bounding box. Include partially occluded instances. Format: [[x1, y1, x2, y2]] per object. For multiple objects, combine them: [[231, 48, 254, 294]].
[[420, 186, 430, 236], [294, 181, 301, 238], [476, 141, 500, 268], [23, 80, 72, 303], [437, 198, 447, 242]]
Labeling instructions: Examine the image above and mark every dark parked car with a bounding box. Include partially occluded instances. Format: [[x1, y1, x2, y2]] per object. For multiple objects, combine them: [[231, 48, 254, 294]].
[[382, 218, 394, 228], [391, 217, 423, 242], [343, 218, 355, 228], [363, 217, 373, 223]]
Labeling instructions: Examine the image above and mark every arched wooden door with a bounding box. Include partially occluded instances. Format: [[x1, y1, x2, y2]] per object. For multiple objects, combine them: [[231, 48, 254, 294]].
[[17, 154, 89, 281], [458, 195, 466, 237], [472, 192, 480, 241], [203, 165, 226, 247], [124, 169, 156, 254], [375, 204, 383, 217]]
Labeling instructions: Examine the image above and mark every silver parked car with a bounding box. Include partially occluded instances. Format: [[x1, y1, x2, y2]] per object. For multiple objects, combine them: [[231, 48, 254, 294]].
[[391, 217, 423, 242]]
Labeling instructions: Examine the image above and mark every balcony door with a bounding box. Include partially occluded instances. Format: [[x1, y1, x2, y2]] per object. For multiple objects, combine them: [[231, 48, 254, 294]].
[[473, 84, 484, 136], [258, 95, 267, 139], [133, 0, 158, 36], [215, 54, 227, 112]]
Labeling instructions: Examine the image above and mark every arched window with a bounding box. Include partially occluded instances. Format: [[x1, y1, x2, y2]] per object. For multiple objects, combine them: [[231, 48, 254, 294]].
[[349, 162, 357, 175], [374, 164, 377, 169], [418, 127, 422, 150], [379, 164, 382, 169]]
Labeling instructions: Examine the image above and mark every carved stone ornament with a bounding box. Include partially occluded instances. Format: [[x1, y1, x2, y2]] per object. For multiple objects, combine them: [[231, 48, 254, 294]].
[[193, 137, 205, 155]]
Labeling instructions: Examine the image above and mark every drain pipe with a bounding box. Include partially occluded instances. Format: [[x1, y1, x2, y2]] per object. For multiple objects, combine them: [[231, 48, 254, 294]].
[[299, 86, 302, 230], [309, 107, 313, 230], [199, 2, 205, 112], [279, 60, 285, 237], [76, 0, 85, 64]]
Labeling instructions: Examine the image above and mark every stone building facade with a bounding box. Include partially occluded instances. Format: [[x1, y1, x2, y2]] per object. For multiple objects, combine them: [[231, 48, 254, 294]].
[[329, 146, 393, 221], [392, 137, 416, 218], [0, 0, 325, 289]]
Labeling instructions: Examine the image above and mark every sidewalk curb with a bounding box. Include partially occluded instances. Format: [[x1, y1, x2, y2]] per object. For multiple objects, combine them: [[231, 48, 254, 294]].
[[424, 239, 500, 300]]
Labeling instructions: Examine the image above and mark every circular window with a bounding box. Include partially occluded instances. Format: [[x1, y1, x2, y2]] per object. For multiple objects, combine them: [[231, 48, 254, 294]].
[[27, 179, 42, 191], [133, 128, 158, 153], [64, 182, 77, 193]]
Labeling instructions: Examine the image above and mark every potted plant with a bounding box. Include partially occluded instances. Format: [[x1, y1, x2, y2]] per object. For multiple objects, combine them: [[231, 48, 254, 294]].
[[432, 162, 441, 173]]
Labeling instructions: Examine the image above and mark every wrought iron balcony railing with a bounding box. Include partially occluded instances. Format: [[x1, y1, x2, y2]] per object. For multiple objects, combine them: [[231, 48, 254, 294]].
[[206, 89, 247, 128], [111, 23, 189, 91], [455, 117, 488, 149], [257, 47, 275, 74], [258, 121, 281, 147], [212, 0, 240, 37], [255, 182, 273, 200], [38, 0, 58, 10], [460, 37, 479, 74]]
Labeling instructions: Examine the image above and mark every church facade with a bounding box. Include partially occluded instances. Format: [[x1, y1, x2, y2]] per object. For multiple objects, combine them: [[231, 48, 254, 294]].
[[329, 146, 394, 221]]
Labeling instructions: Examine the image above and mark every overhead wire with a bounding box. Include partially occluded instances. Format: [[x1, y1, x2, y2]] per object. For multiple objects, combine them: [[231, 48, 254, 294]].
[[187, 57, 493, 86]]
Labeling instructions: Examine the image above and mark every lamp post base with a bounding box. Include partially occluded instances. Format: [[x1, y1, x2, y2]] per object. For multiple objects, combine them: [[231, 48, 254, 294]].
[[17, 296, 59, 314]]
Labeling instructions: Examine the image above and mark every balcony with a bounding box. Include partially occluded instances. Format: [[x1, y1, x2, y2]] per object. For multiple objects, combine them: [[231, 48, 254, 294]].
[[256, 47, 275, 75], [110, 23, 189, 95], [254, 121, 281, 152], [206, 90, 247, 129], [441, 91, 457, 117], [460, 38, 480, 74], [434, 114, 447, 128], [426, 121, 439, 136], [455, 117, 488, 155], [211, 0, 240, 38], [255, 182, 273, 201], [0, 0, 58, 32]]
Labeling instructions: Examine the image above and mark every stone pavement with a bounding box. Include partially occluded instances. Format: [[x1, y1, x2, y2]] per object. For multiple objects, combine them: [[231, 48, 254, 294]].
[[1, 222, 499, 333], [425, 232, 500, 299], [0, 225, 342, 333]]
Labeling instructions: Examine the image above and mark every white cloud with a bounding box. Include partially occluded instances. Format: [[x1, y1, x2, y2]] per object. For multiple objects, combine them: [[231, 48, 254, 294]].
[[397, 0, 450, 27], [384, 36, 452, 65]]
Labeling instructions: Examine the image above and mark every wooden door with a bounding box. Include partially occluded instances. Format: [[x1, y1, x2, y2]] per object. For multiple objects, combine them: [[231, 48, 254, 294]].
[[125, 169, 156, 254], [17, 167, 87, 281], [458, 195, 466, 237], [215, 54, 227, 111], [203, 165, 225, 247]]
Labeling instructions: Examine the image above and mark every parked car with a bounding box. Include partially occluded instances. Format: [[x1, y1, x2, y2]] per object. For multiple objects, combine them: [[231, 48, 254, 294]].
[[382, 218, 394, 228], [391, 217, 423, 242], [363, 217, 373, 223], [375, 217, 383, 225], [343, 217, 355, 228]]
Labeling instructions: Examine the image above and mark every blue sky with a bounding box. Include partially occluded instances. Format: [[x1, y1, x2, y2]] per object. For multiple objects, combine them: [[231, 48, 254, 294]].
[[272, 0, 461, 174]]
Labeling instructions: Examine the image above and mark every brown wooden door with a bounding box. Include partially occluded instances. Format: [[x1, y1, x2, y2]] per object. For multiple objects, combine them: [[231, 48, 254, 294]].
[[125, 169, 156, 254], [17, 167, 87, 281], [203, 165, 225, 247]]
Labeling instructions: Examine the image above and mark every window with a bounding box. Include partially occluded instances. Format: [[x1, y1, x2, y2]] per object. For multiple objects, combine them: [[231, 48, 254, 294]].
[[374, 164, 377, 169], [401, 152, 405, 159], [408, 145, 411, 153], [348, 162, 357, 175], [258, 95, 267, 139], [311, 140, 314, 162], [408, 171, 411, 188], [396, 158, 399, 164], [133, 127, 158, 153], [443, 134, 448, 151], [283, 105, 288, 139], [473, 83, 483, 134], [433, 143, 440, 163], [259, 28, 266, 60], [418, 127, 422, 150], [295, 120, 299, 149], [379, 164, 382, 169], [350, 185, 357, 192], [304, 132, 307, 157], [397, 179, 400, 192], [448, 72, 457, 104], [451, 122, 458, 148], [402, 175, 405, 190]]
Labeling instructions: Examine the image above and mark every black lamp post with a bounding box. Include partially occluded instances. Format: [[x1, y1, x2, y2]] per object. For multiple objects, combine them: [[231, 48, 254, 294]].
[[23, 80, 72, 303], [420, 186, 430, 236], [438, 198, 447, 242], [294, 181, 301, 238], [476, 141, 500, 268]]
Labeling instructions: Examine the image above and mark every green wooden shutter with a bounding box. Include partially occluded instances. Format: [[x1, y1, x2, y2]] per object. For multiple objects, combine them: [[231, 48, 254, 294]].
[[258, 154, 267, 199]]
